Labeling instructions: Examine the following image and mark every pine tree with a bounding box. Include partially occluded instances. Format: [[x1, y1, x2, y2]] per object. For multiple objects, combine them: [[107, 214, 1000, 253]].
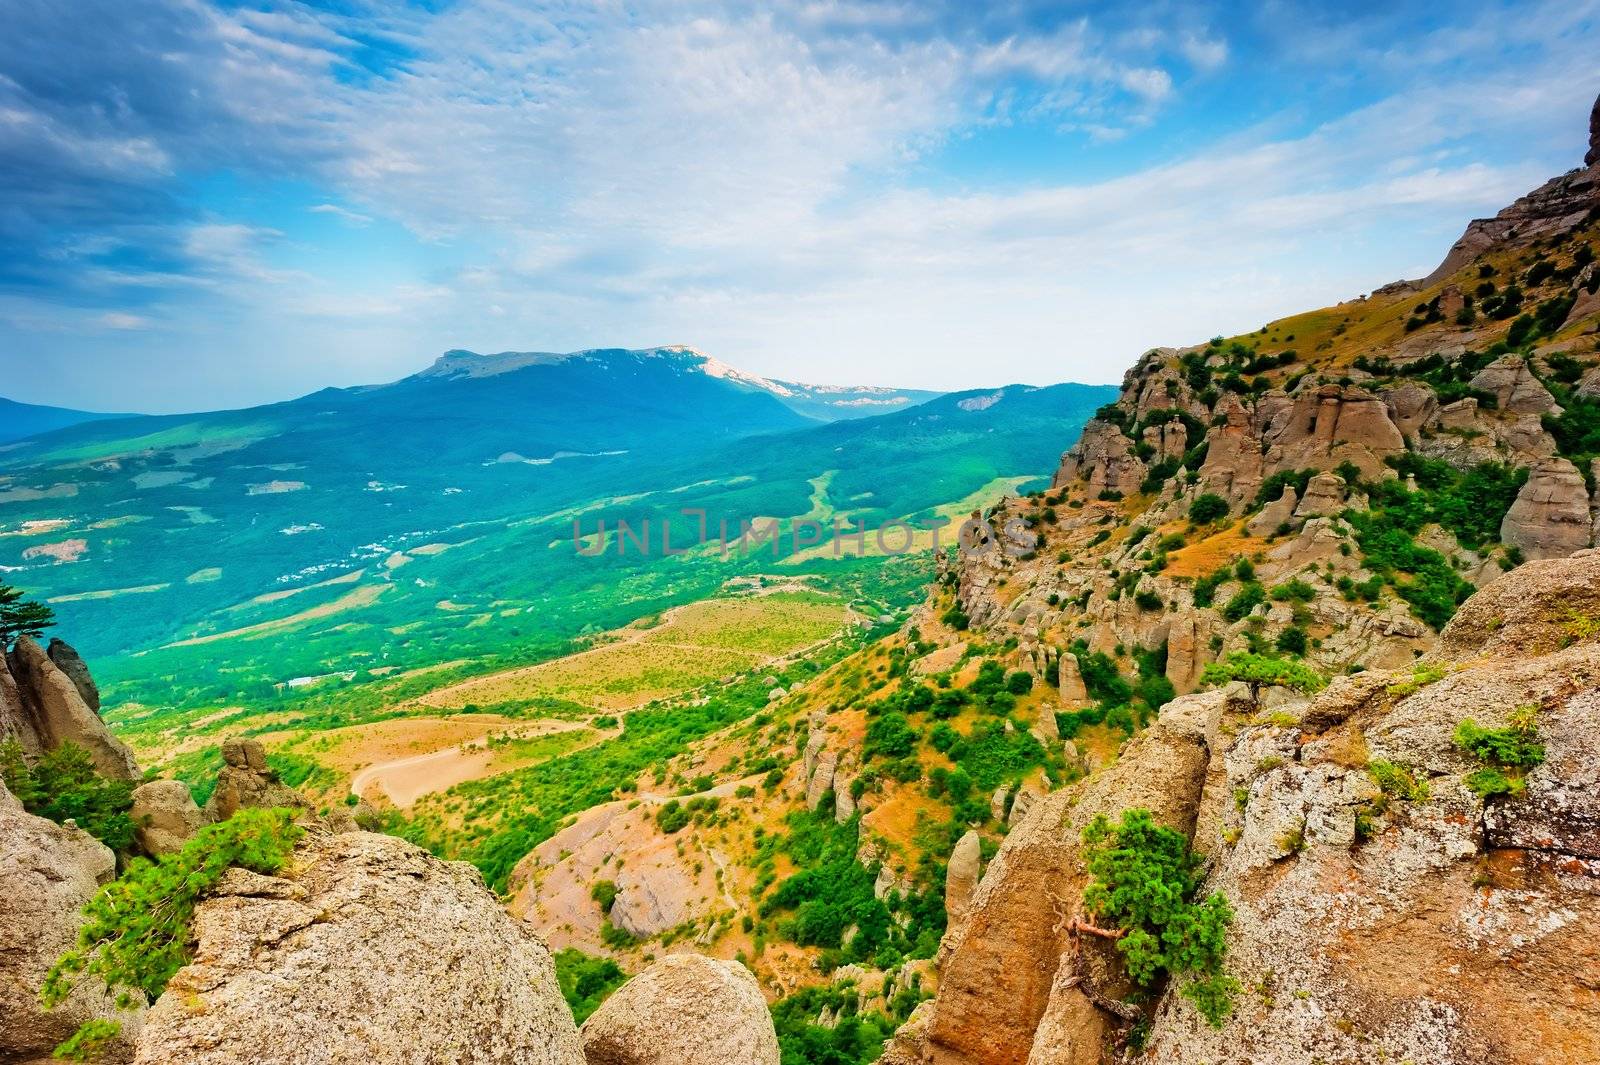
[[0, 582, 55, 644]]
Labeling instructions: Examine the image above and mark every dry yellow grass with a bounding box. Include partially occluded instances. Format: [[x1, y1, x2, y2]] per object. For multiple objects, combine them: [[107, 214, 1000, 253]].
[[1164, 524, 1260, 578], [416, 592, 847, 712]]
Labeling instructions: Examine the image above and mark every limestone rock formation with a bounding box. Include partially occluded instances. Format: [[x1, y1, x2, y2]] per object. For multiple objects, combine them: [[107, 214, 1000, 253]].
[[1139, 551, 1600, 1065], [579, 954, 779, 1065], [46, 637, 100, 713], [1468, 354, 1560, 415], [134, 830, 585, 1065], [1499, 457, 1594, 561], [1425, 117, 1600, 285], [204, 737, 310, 822], [0, 649, 38, 757], [1053, 421, 1145, 498], [944, 829, 981, 928], [6, 636, 138, 781], [1, 780, 140, 1063], [1292, 472, 1346, 519], [1244, 485, 1296, 537], [130, 778, 206, 856], [909, 688, 1234, 1065], [1057, 653, 1088, 706]]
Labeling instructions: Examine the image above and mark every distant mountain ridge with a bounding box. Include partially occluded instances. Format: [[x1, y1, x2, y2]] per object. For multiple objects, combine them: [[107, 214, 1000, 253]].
[[0, 396, 132, 445], [414, 345, 942, 422]]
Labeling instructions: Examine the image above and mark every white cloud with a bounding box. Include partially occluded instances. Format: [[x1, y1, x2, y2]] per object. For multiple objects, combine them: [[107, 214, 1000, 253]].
[[1179, 32, 1229, 71], [309, 203, 373, 225], [97, 311, 151, 329]]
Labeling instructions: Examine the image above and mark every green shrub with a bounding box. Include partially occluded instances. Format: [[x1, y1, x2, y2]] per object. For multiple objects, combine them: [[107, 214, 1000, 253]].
[[553, 948, 627, 1024], [657, 800, 691, 833], [1200, 652, 1327, 694], [0, 741, 134, 852], [1005, 670, 1035, 695], [589, 879, 619, 913], [42, 808, 302, 1053], [1081, 809, 1237, 1027], [1270, 579, 1316, 603], [1220, 582, 1265, 622], [1367, 760, 1428, 802], [1189, 494, 1230, 525], [1273, 626, 1308, 655], [864, 712, 917, 761], [1455, 705, 1544, 799], [1134, 589, 1164, 611]]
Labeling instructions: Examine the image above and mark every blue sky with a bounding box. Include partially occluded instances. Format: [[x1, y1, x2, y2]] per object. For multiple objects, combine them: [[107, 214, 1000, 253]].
[[1, 0, 1597, 413]]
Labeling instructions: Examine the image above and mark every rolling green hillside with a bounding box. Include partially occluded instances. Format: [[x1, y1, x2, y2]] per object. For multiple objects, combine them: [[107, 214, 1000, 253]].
[[0, 353, 1112, 730]]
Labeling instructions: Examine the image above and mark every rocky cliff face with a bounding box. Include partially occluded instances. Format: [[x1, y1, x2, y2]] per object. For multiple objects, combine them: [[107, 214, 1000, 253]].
[[1, 779, 140, 1063], [4, 636, 138, 781], [890, 551, 1600, 1065]]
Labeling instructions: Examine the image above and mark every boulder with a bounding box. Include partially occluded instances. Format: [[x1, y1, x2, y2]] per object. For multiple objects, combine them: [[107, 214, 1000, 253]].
[[1382, 382, 1439, 440], [7, 636, 138, 781], [134, 831, 585, 1065], [1, 780, 140, 1062], [46, 637, 100, 713], [1500, 457, 1594, 561], [130, 779, 206, 856], [944, 829, 982, 927], [579, 955, 779, 1065]]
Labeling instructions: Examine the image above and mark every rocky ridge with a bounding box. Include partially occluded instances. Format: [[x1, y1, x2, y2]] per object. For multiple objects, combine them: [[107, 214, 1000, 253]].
[[887, 549, 1600, 1065]]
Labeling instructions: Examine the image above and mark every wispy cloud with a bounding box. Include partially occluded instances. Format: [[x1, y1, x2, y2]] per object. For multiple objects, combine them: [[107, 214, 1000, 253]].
[[0, 0, 1596, 411]]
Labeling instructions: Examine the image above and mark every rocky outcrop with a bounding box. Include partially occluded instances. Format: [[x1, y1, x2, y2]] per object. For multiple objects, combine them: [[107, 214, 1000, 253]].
[[944, 829, 981, 928], [1499, 457, 1594, 561], [130, 779, 206, 856], [0, 649, 38, 758], [1053, 421, 1145, 498], [578, 955, 779, 1065], [1138, 551, 1600, 1065], [1244, 485, 1297, 537], [1292, 471, 1346, 519], [1468, 354, 1560, 415], [1382, 381, 1438, 441], [1, 780, 140, 1063], [1264, 384, 1405, 483], [134, 830, 585, 1065], [911, 688, 1232, 1065], [1424, 106, 1600, 286], [7, 636, 138, 781], [204, 737, 310, 822], [1058, 653, 1089, 706], [45, 638, 100, 713]]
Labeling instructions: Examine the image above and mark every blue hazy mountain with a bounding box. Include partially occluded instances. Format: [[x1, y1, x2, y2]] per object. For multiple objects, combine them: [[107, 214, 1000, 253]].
[[0, 396, 133, 444]]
